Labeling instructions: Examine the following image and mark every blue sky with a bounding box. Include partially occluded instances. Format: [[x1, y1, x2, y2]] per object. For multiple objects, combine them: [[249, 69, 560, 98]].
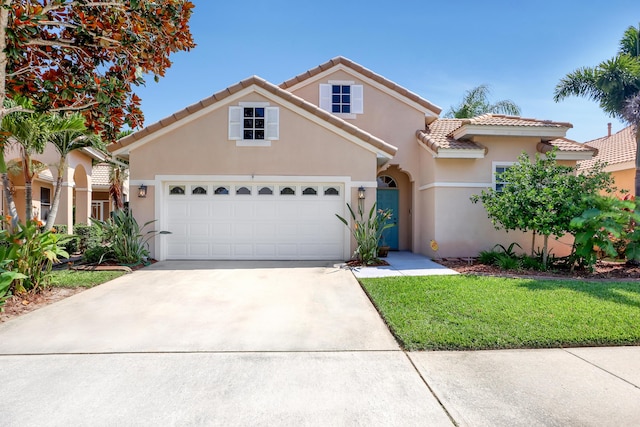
[[134, 0, 639, 143]]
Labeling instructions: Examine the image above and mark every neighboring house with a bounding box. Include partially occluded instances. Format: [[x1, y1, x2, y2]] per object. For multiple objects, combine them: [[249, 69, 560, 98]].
[[578, 125, 636, 196], [110, 57, 597, 261], [1, 144, 127, 231]]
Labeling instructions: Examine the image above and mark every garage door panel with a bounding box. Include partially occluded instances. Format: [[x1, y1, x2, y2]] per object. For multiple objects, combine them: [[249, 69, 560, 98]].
[[165, 182, 345, 260]]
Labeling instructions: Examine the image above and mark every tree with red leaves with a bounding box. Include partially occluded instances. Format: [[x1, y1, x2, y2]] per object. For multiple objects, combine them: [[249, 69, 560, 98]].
[[0, 0, 195, 225]]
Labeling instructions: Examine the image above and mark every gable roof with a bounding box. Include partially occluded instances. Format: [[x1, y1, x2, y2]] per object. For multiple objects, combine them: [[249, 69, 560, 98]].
[[416, 115, 594, 159], [578, 125, 636, 171], [109, 75, 397, 159], [279, 56, 442, 119]]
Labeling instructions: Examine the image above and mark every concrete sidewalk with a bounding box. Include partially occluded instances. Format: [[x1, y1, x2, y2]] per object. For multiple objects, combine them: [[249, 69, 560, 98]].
[[0, 260, 639, 426], [351, 250, 458, 278]]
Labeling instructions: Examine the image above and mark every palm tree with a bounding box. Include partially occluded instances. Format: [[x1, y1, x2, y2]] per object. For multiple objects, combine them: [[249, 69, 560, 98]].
[[554, 24, 640, 195], [1, 98, 49, 222], [445, 84, 522, 118], [44, 113, 103, 231]]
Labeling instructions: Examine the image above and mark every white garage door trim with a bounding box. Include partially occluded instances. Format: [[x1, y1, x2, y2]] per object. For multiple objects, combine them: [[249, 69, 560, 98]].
[[152, 175, 362, 261]]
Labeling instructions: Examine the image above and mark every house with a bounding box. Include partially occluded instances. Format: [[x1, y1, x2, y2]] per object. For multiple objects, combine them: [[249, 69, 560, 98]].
[[578, 124, 636, 196], [1, 144, 128, 231], [109, 57, 596, 261]]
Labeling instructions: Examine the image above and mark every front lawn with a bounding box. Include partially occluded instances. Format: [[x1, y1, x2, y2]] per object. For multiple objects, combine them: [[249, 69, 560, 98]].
[[360, 275, 640, 350]]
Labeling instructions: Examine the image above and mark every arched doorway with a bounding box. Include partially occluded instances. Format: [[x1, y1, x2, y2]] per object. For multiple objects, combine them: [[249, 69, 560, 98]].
[[377, 166, 413, 251]]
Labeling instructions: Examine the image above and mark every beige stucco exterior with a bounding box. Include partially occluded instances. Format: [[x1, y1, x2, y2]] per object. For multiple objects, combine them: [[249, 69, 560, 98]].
[[113, 57, 593, 261], [1, 143, 99, 233]]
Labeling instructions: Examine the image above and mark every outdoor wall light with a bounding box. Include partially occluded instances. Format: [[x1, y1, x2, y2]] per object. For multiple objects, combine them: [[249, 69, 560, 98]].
[[358, 186, 366, 200], [138, 184, 147, 198]]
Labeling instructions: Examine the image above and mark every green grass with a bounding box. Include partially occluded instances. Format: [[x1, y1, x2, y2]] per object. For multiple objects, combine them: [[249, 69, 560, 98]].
[[360, 275, 640, 351], [50, 270, 126, 288]]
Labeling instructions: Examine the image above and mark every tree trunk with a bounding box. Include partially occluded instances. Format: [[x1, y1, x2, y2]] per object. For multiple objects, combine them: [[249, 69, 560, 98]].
[[22, 154, 34, 221], [531, 231, 536, 256], [1, 171, 18, 229], [542, 234, 549, 267], [635, 127, 640, 197], [44, 161, 66, 231]]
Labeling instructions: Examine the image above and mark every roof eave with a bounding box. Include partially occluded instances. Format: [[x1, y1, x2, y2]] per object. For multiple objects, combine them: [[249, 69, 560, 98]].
[[452, 125, 570, 140]]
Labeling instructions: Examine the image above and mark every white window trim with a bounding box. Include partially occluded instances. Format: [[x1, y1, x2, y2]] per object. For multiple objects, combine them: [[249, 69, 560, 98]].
[[229, 102, 279, 145], [492, 161, 516, 191], [319, 82, 363, 118]]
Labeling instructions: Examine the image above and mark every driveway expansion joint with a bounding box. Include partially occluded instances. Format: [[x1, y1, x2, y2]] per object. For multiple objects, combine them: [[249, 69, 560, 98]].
[[563, 348, 640, 390], [404, 351, 459, 426]]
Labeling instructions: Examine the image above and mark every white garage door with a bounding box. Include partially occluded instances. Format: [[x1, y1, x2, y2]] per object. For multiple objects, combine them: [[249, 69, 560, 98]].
[[164, 182, 345, 260]]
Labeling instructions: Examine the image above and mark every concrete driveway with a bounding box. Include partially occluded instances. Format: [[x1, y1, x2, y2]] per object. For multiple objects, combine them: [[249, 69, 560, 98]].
[[2, 260, 639, 426], [0, 261, 453, 426]]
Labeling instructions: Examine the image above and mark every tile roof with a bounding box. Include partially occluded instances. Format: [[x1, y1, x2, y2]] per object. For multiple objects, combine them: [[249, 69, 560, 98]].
[[416, 116, 580, 155], [416, 119, 484, 152], [578, 125, 637, 170], [459, 114, 573, 128], [538, 138, 598, 154], [110, 75, 397, 158], [279, 56, 442, 116], [92, 163, 111, 187]]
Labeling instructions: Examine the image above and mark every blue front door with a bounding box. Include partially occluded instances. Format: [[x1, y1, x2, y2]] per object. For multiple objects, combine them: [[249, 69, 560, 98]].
[[376, 189, 399, 250]]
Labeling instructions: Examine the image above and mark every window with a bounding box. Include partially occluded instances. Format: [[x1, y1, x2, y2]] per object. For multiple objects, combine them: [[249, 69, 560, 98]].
[[214, 186, 229, 195], [280, 186, 295, 195], [169, 185, 185, 195], [258, 186, 273, 195], [192, 186, 207, 195], [332, 85, 351, 113], [243, 107, 265, 140], [228, 104, 279, 142], [40, 187, 51, 220], [324, 187, 340, 196], [236, 186, 251, 195], [302, 187, 317, 195], [319, 82, 363, 116], [377, 176, 397, 188], [494, 164, 513, 192]]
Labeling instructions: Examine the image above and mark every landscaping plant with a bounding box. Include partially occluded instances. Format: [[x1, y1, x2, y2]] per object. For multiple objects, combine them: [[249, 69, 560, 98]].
[[570, 195, 640, 270], [336, 203, 395, 265], [471, 150, 614, 267], [0, 218, 70, 294], [91, 210, 169, 266]]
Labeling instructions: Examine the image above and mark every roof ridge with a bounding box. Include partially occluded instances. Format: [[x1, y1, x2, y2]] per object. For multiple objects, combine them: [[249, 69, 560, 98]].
[[278, 56, 442, 115], [110, 74, 397, 157]]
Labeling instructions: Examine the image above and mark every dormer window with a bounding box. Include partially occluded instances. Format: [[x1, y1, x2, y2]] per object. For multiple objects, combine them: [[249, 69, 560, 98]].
[[320, 81, 363, 118]]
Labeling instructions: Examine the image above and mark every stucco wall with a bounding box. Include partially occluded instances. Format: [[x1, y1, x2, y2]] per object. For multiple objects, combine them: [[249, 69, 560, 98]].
[[129, 91, 380, 259], [416, 137, 579, 258]]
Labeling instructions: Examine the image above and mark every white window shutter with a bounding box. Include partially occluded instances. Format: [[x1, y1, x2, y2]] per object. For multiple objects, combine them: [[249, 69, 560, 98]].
[[265, 107, 279, 140], [351, 85, 364, 114], [319, 84, 331, 112], [228, 106, 242, 140]]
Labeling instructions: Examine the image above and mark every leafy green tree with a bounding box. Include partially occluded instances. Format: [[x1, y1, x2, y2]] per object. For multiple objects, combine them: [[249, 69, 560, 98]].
[[554, 24, 640, 195], [44, 113, 104, 231], [471, 151, 614, 266], [445, 84, 521, 118], [0, 1, 195, 140]]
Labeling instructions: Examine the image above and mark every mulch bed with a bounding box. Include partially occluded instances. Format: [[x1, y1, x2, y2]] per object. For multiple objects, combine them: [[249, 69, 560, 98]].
[[438, 258, 640, 281]]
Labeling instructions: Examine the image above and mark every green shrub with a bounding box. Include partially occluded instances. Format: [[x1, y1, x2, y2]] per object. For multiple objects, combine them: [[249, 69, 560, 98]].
[[0, 219, 70, 293], [92, 210, 168, 265], [495, 253, 520, 270], [336, 203, 395, 265], [0, 246, 26, 311], [52, 225, 80, 255], [74, 223, 103, 252], [82, 245, 112, 264], [520, 255, 545, 271], [570, 196, 640, 270], [478, 250, 501, 265]]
